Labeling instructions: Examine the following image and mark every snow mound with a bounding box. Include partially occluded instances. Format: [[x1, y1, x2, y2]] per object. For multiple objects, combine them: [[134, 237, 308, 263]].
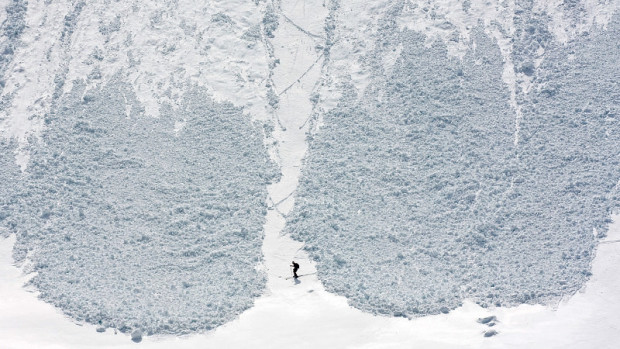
[[484, 329, 498, 337], [131, 329, 142, 343], [0, 76, 278, 335], [288, 7, 619, 318]]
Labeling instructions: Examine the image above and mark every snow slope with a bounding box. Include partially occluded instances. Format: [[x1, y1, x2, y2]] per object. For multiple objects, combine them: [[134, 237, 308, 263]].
[[1, 0, 619, 347], [1, 159, 619, 347]]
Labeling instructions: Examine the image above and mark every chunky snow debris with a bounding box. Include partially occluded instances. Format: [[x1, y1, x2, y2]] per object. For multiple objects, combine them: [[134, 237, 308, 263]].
[[0, 139, 20, 233], [288, 7, 619, 317], [477, 316, 497, 325], [484, 330, 498, 337], [0, 0, 27, 88], [1, 76, 278, 335]]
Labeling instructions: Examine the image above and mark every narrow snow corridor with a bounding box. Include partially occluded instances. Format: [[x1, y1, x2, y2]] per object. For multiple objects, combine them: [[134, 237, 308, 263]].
[[260, 0, 325, 296]]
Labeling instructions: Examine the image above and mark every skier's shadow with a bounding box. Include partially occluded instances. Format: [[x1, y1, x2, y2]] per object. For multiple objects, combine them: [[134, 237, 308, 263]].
[[294, 277, 301, 285]]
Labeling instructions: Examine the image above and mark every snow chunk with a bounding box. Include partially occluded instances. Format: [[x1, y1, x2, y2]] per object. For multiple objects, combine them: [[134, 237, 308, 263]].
[[477, 316, 497, 325], [130, 329, 142, 342], [484, 329, 498, 337]]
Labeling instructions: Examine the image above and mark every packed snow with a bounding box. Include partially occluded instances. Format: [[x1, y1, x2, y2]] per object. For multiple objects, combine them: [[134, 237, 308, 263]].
[[0, 0, 619, 347], [1, 215, 619, 348], [0, 76, 278, 334], [287, 0, 619, 318]]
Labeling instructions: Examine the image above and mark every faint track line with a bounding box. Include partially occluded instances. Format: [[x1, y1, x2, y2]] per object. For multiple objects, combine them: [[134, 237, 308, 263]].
[[278, 52, 324, 97], [281, 12, 325, 40], [599, 239, 620, 245], [270, 190, 296, 208]]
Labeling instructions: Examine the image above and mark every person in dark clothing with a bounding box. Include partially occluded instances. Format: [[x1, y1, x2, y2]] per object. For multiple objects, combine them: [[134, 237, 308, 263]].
[[291, 261, 300, 278]]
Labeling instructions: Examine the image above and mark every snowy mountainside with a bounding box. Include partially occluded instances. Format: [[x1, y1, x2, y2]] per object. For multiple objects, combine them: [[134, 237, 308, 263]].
[[0, 0, 618, 342], [0, 0, 273, 165]]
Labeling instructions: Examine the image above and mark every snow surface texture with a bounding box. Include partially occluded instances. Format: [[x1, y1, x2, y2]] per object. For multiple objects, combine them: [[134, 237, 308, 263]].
[[0, 77, 278, 335], [0, 0, 281, 335], [0, 0, 619, 342], [0, 1, 26, 85], [288, 1, 620, 317]]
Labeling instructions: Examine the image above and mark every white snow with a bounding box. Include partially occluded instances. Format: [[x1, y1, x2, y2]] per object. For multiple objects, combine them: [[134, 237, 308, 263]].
[[0, 0, 69, 170], [536, 0, 620, 44], [1, 0, 619, 347], [1, 210, 619, 348]]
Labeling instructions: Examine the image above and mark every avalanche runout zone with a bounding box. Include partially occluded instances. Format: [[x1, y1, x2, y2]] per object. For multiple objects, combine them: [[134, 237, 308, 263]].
[[0, 78, 279, 335], [287, 4, 620, 317], [0, 0, 285, 337]]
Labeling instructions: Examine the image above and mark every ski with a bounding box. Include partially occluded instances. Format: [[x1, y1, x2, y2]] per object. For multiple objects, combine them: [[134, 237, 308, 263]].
[[285, 272, 316, 280]]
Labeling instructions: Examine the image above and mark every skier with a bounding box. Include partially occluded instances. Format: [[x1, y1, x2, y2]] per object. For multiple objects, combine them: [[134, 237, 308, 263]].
[[291, 261, 300, 278]]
